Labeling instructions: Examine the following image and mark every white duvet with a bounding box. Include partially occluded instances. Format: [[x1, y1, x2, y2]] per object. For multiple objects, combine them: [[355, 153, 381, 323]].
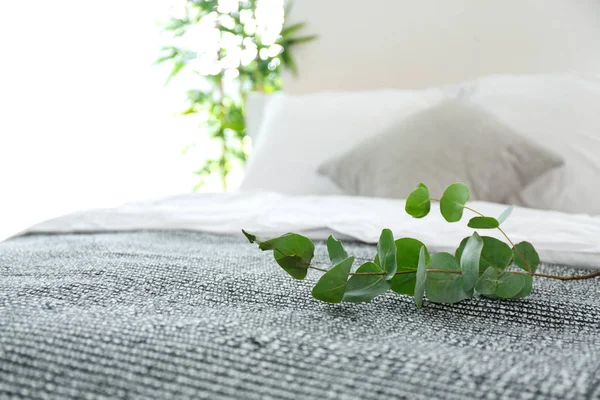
[[17, 191, 600, 269]]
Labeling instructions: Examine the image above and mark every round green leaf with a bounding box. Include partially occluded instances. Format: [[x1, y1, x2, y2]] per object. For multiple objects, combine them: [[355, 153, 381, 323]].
[[474, 267, 499, 295], [456, 236, 513, 271], [467, 217, 500, 229], [512, 274, 533, 298], [414, 247, 427, 308], [440, 183, 470, 223], [326, 235, 348, 266], [343, 262, 391, 303], [244, 231, 315, 280], [495, 272, 526, 298], [513, 241, 540, 273], [242, 229, 257, 243], [426, 252, 469, 304], [460, 232, 484, 293], [274, 254, 312, 280], [311, 257, 354, 303], [388, 238, 431, 295], [405, 183, 431, 218]]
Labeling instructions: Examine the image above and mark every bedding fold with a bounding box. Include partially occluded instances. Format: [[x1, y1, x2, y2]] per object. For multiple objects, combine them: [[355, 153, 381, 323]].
[[14, 192, 600, 269]]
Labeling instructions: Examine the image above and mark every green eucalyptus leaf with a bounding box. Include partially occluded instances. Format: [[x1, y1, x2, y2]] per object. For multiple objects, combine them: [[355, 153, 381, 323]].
[[311, 257, 354, 303], [377, 229, 397, 279], [513, 274, 533, 298], [497, 205, 515, 224], [388, 238, 431, 295], [279, 49, 298, 76], [426, 252, 469, 304], [474, 267, 499, 295], [513, 241, 540, 273], [414, 247, 427, 308], [495, 272, 526, 298], [280, 22, 307, 39], [405, 183, 431, 218], [440, 183, 470, 223], [460, 232, 484, 292], [343, 262, 391, 303], [456, 236, 513, 271], [287, 35, 319, 45], [467, 216, 500, 229], [242, 230, 257, 243], [326, 235, 348, 266], [242, 230, 314, 280], [166, 60, 186, 84]]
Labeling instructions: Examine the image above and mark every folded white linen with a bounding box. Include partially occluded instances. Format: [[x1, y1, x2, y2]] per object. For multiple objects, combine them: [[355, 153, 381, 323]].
[[15, 191, 600, 269]]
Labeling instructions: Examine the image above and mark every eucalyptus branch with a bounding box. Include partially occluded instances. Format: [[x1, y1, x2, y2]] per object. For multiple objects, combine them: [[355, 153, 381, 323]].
[[432, 197, 532, 272], [244, 182, 599, 308], [310, 266, 600, 281], [309, 266, 461, 276], [524, 270, 600, 281]]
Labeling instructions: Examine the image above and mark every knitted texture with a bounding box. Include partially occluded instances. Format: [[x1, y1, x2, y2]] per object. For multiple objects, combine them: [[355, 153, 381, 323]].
[[0, 231, 599, 399]]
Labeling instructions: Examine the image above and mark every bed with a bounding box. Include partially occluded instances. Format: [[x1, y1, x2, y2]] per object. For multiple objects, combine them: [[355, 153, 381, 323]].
[[1, 192, 600, 399], [3, 69, 600, 398]]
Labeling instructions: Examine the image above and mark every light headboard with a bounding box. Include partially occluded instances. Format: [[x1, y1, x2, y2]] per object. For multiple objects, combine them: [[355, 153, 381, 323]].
[[282, 0, 600, 94]]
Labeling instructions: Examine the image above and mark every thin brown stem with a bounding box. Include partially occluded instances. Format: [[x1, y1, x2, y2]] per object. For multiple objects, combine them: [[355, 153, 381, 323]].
[[309, 266, 600, 281], [496, 226, 531, 272], [348, 269, 462, 276], [310, 266, 461, 276], [443, 198, 532, 272], [524, 270, 600, 281], [463, 205, 485, 217], [465, 206, 532, 272]]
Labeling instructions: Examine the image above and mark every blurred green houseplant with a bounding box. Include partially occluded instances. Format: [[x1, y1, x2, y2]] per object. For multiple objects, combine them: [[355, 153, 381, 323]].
[[158, 0, 315, 189]]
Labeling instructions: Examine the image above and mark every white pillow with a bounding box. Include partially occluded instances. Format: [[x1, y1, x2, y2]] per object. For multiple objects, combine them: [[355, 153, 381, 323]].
[[317, 99, 563, 203], [239, 89, 444, 195], [467, 74, 600, 215], [245, 92, 280, 143]]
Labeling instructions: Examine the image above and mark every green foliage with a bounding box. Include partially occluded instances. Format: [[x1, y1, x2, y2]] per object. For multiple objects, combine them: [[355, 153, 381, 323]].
[[426, 252, 469, 304], [243, 229, 314, 280], [495, 272, 526, 298], [343, 262, 392, 303], [245, 182, 599, 309], [159, 1, 315, 189], [440, 183, 470, 222], [467, 217, 500, 229], [376, 229, 397, 279], [514, 275, 533, 298], [312, 256, 354, 303], [311, 236, 353, 302], [389, 238, 430, 295], [512, 241, 540, 273], [414, 247, 427, 308], [497, 205, 515, 224], [460, 233, 484, 292], [326, 235, 349, 266], [474, 267, 499, 295], [405, 183, 431, 218], [456, 236, 513, 271]]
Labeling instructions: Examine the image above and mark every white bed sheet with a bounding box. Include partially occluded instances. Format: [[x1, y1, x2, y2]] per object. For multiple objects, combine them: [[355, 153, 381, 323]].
[[15, 191, 600, 269]]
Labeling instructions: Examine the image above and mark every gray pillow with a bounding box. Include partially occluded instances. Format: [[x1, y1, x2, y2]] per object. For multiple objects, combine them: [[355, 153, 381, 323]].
[[317, 100, 564, 203]]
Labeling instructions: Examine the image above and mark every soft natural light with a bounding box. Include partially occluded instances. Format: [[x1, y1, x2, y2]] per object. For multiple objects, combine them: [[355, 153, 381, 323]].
[[0, 0, 246, 240]]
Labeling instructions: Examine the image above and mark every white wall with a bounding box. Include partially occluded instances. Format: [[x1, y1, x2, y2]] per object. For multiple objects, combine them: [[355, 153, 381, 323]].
[[0, 0, 213, 240], [283, 0, 600, 93]]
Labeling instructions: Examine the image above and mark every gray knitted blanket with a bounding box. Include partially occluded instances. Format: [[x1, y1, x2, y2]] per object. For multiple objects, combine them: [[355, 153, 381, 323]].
[[1, 231, 599, 399]]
